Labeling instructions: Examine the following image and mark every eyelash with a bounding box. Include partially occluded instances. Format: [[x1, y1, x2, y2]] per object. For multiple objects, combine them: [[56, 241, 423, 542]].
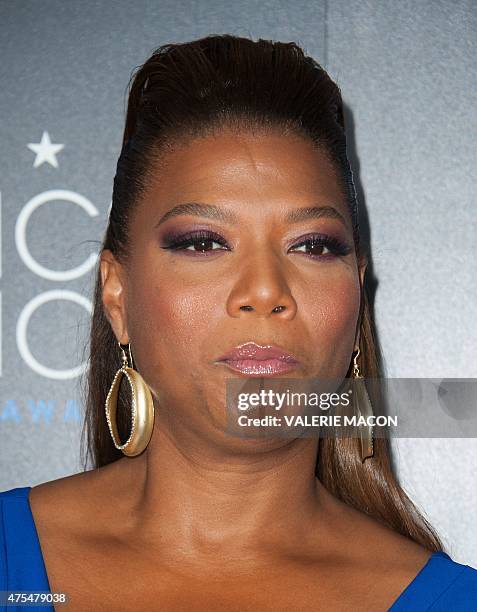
[[160, 230, 352, 260]]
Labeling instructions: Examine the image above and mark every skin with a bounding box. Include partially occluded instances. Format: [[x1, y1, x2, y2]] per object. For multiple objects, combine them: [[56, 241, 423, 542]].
[[28, 129, 432, 610], [104, 126, 363, 565]]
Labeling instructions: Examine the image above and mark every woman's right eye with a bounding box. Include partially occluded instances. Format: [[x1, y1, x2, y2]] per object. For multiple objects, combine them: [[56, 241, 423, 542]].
[[160, 230, 229, 255]]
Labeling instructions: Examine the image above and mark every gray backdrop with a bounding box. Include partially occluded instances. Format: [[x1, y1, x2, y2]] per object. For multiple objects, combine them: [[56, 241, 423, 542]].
[[1, 1, 476, 565]]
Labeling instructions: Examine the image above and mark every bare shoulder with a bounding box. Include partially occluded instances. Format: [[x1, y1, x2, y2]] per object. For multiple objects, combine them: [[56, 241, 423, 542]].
[[321, 490, 436, 604], [294, 486, 437, 609], [333, 490, 433, 562], [355, 514, 435, 607], [28, 457, 134, 537], [359, 510, 433, 571]]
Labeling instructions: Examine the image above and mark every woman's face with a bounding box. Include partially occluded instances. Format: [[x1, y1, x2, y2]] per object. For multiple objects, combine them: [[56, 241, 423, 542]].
[[102, 129, 366, 439]]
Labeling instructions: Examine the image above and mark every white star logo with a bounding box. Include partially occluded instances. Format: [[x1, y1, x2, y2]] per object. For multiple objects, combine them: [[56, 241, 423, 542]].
[[27, 131, 64, 168]]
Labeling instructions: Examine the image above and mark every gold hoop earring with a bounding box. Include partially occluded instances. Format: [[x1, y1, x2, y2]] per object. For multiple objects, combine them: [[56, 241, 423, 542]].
[[352, 347, 375, 462], [105, 342, 155, 457]]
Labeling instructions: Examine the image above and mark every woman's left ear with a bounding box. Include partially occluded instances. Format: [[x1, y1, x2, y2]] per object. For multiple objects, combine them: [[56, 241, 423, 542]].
[[355, 258, 367, 352], [358, 256, 367, 288]]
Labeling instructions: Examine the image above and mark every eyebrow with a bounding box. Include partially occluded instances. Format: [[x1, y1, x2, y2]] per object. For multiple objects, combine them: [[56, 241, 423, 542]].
[[155, 202, 349, 228]]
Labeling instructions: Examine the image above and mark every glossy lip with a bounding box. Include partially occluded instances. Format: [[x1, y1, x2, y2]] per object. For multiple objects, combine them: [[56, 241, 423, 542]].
[[215, 341, 300, 377]]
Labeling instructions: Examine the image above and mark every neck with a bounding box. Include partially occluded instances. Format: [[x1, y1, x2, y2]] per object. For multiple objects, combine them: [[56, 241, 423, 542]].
[[115, 422, 336, 571]]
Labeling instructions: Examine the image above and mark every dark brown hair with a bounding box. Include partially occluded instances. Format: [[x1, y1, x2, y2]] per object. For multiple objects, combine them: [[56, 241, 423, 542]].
[[80, 34, 442, 551]]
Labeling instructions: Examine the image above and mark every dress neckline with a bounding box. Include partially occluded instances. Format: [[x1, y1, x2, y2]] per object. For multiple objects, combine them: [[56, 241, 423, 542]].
[[24, 485, 53, 592], [20, 485, 449, 608], [388, 550, 452, 609]]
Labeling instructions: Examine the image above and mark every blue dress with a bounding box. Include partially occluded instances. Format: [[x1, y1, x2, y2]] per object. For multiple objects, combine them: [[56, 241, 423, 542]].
[[1, 486, 477, 611]]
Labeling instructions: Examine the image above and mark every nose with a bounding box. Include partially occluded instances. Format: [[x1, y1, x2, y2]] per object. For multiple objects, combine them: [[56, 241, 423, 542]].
[[226, 253, 297, 320]]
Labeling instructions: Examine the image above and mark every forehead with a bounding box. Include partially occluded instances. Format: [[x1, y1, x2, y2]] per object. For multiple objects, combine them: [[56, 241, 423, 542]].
[[138, 129, 349, 223]]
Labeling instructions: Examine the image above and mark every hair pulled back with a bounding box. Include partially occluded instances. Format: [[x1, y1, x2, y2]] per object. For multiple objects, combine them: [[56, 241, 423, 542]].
[[81, 34, 442, 552]]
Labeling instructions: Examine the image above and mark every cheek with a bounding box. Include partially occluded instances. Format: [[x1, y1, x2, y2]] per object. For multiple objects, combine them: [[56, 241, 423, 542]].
[[126, 270, 216, 377], [305, 270, 361, 371]]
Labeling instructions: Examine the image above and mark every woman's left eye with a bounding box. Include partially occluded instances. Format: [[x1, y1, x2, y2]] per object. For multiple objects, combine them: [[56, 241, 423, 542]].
[[289, 235, 352, 259]]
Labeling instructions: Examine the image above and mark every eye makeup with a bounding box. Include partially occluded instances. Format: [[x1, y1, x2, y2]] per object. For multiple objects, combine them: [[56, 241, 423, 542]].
[[160, 229, 229, 255], [288, 232, 353, 260], [159, 227, 353, 261]]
